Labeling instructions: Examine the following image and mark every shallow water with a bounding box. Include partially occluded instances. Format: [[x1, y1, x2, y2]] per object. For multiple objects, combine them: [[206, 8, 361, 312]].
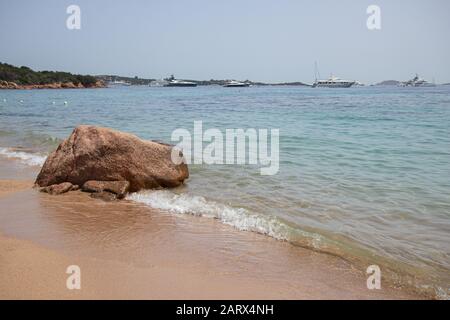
[[1, 85, 449, 298]]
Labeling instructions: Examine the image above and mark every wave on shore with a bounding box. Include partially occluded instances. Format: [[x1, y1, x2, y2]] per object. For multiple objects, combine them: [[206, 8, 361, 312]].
[[127, 189, 448, 300], [0, 147, 47, 166], [127, 190, 327, 247]]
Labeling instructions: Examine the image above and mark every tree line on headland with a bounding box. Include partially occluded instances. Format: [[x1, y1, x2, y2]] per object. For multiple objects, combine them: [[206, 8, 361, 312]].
[[0, 62, 104, 89], [0, 62, 312, 88]]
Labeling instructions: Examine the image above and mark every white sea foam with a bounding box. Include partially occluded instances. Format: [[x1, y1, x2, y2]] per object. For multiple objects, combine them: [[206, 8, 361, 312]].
[[126, 190, 296, 241], [0, 147, 47, 166], [127, 190, 449, 300]]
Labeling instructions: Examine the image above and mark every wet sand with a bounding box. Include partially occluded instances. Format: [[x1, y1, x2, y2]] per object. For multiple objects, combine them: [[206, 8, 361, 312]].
[[0, 159, 422, 299], [0, 180, 32, 198]]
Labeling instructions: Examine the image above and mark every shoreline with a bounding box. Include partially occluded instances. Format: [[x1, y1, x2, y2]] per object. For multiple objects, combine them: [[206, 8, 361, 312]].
[[0, 81, 105, 90], [0, 169, 423, 299], [0, 193, 421, 299]]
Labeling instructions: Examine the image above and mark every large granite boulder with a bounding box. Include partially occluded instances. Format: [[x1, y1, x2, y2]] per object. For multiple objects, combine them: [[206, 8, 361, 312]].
[[35, 125, 189, 192]]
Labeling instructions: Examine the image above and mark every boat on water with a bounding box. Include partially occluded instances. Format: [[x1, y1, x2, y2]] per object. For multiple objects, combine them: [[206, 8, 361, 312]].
[[149, 79, 167, 87], [312, 75, 355, 88], [399, 74, 435, 87], [109, 80, 131, 86], [312, 63, 355, 88], [163, 75, 197, 87], [223, 80, 250, 88]]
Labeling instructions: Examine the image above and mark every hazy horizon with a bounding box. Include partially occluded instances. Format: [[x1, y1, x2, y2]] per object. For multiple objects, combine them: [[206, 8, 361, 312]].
[[1, 0, 449, 84]]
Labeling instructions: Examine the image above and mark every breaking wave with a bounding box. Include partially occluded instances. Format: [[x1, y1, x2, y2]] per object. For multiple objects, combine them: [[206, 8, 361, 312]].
[[126, 190, 326, 248], [126, 189, 449, 299], [0, 147, 47, 166]]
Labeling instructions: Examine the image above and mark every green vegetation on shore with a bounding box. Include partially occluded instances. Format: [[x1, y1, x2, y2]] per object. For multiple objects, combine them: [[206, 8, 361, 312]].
[[1, 62, 311, 88], [0, 62, 98, 87]]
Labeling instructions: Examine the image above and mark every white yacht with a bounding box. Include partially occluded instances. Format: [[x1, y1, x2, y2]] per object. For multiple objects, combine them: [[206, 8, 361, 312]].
[[223, 80, 250, 87], [109, 80, 131, 86], [400, 74, 435, 87], [163, 75, 197, 87], [312, 75, 355, 88], [149, 79, 166, 87]]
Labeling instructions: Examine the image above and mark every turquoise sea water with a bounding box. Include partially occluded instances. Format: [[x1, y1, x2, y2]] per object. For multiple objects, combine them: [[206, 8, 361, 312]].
[[1, 85, 449, 298]]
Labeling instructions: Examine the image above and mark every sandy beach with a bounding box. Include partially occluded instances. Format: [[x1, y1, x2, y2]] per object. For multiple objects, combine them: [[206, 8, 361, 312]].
[[2, 0, 450, 302], [0, 157, 422, 300], [0, 180, 32, 198]]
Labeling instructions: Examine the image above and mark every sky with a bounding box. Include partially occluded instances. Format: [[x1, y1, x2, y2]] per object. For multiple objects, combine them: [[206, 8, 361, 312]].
[[1, 0, 449, 84]]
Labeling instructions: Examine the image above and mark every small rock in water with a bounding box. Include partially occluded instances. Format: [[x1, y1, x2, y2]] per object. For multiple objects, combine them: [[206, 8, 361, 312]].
[[90, 191, 117, 201], [40, 182, 74, 195], [82, 180, 130, 199]]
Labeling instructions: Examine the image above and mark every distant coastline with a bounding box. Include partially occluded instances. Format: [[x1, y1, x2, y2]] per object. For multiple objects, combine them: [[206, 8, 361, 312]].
[[1, 62, 445, 89], [0, 62, 310, 89], [0, 62, 105, 89], [375, 80, 401, 86], [98, 75, 311, 87], [0, 80, 105, 90]]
